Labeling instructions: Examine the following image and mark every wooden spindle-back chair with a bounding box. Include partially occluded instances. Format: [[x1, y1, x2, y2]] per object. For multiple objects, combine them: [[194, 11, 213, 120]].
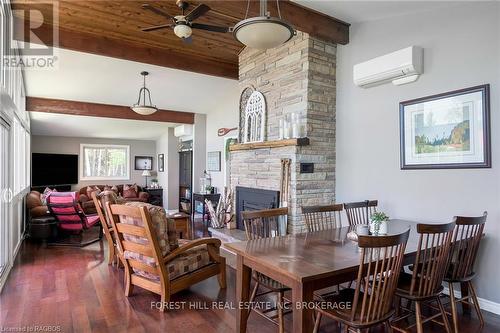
[[392, 222, 455, 333], [302, 204, 343, 232], [242, 207, 290, 333], [445, 212, 487, 333], [313, 229, 410, 332], [344, 200, 378, 226]]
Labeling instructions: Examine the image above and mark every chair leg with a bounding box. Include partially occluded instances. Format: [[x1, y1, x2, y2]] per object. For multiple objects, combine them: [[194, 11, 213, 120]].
[[313, 312, 322, 333], [248, 281, 259, 316], [217, 262, 227, 289], [384, 320, 393, 333], [107, 239, 115, 265], [436, 296, 452, 333], [448, 282, 459, 333], [124, 267, 134, 297], [277, 291, 284, 333], [159, 292, 170, 312], [468, 281, 485, 327], [415, 302, 424, 333], [394, 295, 401, 317]]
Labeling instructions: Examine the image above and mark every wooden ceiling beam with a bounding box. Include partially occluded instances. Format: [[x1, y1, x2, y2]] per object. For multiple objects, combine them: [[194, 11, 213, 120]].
[[27, 97, 195, 124], [14, 20, 239, 79]]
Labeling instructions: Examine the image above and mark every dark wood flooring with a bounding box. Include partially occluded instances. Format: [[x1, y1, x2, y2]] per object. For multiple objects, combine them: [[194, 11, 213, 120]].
[[0, 220, 498, 332]]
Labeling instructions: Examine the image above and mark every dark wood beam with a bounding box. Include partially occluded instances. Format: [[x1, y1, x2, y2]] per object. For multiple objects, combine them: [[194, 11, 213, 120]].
[[14, 20, 239, 80], [27, 97, 195, 124], [208, 0, 350, 45]]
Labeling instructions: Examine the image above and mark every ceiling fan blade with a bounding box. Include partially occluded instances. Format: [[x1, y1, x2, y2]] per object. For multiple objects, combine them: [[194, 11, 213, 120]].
[[191, 23, 229, 33], [185, 4, 210, 22], [142, 4, 175, 21], [182, 36, 193, 44], [142, 24, 173, 32]]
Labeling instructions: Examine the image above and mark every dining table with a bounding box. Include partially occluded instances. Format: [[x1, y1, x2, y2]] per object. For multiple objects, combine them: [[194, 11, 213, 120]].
[[225, 219, 471, 333]]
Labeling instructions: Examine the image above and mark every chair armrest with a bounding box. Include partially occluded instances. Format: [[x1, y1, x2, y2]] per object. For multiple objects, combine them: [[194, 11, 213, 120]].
[[163, 238, 222, 264], [138, 192, 150, 201]]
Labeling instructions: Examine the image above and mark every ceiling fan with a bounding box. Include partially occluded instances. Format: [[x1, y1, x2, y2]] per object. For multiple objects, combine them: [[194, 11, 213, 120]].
[[141, 1, 231, 44]]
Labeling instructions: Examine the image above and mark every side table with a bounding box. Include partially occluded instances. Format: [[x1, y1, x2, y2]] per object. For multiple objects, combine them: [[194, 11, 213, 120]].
[[191, 193, 221, 223]]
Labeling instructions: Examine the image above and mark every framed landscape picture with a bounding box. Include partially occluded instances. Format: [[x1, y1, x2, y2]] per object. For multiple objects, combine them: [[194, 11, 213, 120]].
[[400, 84, 491, 169]]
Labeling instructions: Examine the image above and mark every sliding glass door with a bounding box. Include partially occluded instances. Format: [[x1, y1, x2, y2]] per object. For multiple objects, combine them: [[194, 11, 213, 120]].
[[0, 118, 10, 277]]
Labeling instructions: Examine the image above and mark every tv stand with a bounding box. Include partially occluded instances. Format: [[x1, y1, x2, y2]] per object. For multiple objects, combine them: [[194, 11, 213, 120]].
[[31, 185, 72, 193]]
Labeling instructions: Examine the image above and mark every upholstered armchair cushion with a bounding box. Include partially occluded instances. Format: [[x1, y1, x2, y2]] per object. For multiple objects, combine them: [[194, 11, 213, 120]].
[[98, 190, 125, 227], [121, 202, 178, 255]]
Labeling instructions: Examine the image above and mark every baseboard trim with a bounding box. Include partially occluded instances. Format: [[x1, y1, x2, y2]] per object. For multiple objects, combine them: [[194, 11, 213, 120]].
[[443, 286, 500, 315]]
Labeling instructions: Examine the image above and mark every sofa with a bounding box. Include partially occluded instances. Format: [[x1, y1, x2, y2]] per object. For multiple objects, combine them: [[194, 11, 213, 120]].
[[79, 185, 149, 214]]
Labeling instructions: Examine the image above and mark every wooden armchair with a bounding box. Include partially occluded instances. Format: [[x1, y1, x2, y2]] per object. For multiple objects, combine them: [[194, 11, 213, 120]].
[[91, 191, 122, 266], [106, 201, 226, 311]]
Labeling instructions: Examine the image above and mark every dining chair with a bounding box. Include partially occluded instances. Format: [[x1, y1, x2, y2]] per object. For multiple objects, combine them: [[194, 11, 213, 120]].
[[444, 212, 487, 333], [302, 204, 343, 232], [91, 190, 123, 266], [242, 207, 290, 333], [313, 229, 410, 333], [343, 200, 378, 226], [106, 201, 226, 311], [391, 222, 455, 333], [47, 191, 102, 247]]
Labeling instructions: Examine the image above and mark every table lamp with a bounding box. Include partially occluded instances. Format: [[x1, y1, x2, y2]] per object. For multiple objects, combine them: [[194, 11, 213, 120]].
[[142, 170, 151, 188]]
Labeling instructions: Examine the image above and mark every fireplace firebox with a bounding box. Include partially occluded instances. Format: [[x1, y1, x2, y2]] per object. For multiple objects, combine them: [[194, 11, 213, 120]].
[[235, 186, 280, 230]]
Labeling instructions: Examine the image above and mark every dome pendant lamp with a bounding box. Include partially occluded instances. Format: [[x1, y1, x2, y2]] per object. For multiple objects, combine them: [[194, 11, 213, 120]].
[[233, 0, 296, 50], [131, 71, 158, 115]]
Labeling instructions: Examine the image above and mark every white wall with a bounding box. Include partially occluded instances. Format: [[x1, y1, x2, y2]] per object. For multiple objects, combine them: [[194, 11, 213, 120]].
[[155, 128, 180, 210], [205, 95, 239, 191], [192, 114, 207, 193], [336, 2, 500, 303], [31, 135, 156, 190]]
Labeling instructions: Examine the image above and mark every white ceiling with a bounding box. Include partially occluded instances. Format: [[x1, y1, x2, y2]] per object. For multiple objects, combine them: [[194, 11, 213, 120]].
[[30, 112, 176, 140], [293, 0, 456, 23], [24, 47, 239, 115]]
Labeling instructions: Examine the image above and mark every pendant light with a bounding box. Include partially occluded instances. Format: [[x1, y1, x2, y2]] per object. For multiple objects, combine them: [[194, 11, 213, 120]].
[[131, 71, 158, 115], [233, 0, 296, 50]]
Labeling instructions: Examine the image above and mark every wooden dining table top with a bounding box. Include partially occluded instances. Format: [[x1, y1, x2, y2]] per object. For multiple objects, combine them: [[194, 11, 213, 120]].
[[225, 219, 423, 283]]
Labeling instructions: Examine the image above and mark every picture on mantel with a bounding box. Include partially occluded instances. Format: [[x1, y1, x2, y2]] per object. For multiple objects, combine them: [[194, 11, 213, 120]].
[[243, 91, 266, 143]]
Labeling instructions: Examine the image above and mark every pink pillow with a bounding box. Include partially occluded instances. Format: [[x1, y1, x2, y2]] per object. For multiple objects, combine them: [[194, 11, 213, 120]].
[[41, 187, 57, 205]]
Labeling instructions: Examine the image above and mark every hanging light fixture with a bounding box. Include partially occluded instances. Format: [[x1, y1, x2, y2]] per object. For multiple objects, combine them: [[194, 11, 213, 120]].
[[131, 71, 158, 115], [233, 0, 296, 50]]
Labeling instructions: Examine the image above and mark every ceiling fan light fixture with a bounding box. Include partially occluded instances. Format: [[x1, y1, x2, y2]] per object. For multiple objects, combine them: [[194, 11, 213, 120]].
[[131, 71, 158, 115], [233, 16, 295, 50], [174, 22, 192, 38]]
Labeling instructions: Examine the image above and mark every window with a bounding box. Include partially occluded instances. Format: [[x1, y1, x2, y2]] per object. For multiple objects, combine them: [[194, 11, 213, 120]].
[[80, 144, 130, 181], [12, 117, 28, 196]]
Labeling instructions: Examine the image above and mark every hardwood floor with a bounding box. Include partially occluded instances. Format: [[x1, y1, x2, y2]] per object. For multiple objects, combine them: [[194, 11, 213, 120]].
[[1, 222, 499, 332]]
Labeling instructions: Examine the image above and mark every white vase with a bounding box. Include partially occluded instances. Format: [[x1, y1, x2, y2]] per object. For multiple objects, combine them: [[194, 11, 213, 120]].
[[370, 221, 388, 235]]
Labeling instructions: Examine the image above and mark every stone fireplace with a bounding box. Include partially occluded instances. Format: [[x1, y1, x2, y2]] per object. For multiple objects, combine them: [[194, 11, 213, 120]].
[[229, 32, 337, 234]]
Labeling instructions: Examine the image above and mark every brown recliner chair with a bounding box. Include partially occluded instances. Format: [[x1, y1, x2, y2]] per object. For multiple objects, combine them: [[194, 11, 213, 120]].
[[26, 191, 51, 218], [26, 191, 57, 240], [78, 185, 149, 214]]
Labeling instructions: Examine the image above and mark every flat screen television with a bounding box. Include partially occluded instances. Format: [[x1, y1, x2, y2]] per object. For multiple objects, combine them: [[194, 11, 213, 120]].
[[32, 153, 78, 186]]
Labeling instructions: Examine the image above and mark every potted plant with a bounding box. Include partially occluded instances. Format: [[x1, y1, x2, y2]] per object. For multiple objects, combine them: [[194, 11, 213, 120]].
[[370, 212, 389, 235]]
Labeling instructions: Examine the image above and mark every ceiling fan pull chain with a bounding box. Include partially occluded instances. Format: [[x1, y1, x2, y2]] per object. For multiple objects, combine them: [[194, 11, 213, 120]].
[[244, 0, 250, 19]]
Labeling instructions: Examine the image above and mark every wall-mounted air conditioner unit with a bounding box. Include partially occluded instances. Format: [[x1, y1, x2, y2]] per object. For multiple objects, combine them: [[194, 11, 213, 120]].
[[174, 124, 193, 137], [353, 46, 423, 88]]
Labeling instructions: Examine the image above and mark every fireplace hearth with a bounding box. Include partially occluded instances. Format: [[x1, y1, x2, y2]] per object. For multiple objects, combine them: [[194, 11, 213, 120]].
[[235, 186, 280, 230]]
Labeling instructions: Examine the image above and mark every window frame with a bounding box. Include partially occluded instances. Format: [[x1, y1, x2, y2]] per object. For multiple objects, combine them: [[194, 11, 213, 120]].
[[80, 143, 130, 181]]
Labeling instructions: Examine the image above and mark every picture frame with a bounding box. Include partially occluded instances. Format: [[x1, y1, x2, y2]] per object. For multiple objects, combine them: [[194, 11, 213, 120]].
[[207, 151, 221, 171], [158, 154, 164, 172], [400, 84, 491, 169], [134, 156, 153, 170]]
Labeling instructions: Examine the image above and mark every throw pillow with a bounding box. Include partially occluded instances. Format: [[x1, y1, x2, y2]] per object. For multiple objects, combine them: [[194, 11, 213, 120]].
[[41, 187, 57, 205], [111, 185, 119, 194], [123, 184, 137, 199], [86, 186, 101, 199]]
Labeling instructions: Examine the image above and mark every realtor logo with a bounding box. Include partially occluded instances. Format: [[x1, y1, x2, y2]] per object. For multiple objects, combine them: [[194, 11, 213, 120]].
[[4, 2, 59, 69]]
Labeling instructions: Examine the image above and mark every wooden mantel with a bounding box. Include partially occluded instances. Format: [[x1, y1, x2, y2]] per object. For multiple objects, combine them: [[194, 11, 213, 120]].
[[229, 137, 310, 151]]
